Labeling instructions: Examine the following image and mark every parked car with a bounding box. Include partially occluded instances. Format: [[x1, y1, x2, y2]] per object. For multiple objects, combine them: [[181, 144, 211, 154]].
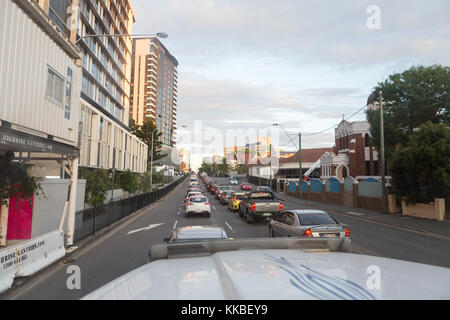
[[219, 190, 234, 205], [240, 183, 252, 191], [229, 179, 239, 185], [228, 192, 247, 211], [239, 191, 283, 223], [185, 196, 211, 217], [164, 226, 228, 243], [269, 209, 350, 239]]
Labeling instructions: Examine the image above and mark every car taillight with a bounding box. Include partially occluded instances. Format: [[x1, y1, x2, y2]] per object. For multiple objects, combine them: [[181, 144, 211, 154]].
[[186, 202, 191, 206], [205, 202, 210, 205], [280, 203, 283, 211], [222, 195, 226, 199], [345, 228, 350, 237], [303, 229, 312, 237], [251, 204, 256, 211]]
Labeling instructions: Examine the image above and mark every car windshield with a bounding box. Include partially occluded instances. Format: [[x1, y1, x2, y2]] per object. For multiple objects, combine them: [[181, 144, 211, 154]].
[[298, 213, 338, 226]]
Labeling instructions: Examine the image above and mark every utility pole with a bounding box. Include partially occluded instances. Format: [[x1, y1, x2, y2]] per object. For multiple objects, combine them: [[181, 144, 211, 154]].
[[298, 133, 302, 199], [379, 91, 388, 213]]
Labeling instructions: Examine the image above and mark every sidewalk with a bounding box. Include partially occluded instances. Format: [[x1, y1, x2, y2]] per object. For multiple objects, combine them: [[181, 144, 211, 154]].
[[274, 190, 450, 239]]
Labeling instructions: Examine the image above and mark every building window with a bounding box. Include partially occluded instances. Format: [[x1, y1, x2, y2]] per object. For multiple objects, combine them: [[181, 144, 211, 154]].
[[373, 161, 379, 176], [365, 133, 370, 147], [46, 67, 65, 105], [365, 161, 371, 176]]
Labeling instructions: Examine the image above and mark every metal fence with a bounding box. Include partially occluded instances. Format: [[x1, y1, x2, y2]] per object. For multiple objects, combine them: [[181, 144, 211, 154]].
[[73, 175, 187, 243]]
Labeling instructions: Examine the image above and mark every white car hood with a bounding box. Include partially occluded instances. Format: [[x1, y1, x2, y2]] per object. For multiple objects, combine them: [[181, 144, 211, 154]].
[[83, 250, 450, 300]]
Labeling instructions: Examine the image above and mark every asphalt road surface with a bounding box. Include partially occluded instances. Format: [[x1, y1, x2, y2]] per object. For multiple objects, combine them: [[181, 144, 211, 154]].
[[2, 176, 450, 300]]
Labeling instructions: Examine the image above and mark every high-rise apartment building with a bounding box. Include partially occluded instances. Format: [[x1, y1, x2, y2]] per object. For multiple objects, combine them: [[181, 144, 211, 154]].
[[130, 37, 178, 147], [76, 0, 148, 172]]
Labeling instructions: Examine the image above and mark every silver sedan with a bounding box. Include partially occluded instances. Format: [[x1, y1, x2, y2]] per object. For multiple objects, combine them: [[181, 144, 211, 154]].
[[269, 209, 350, 238]]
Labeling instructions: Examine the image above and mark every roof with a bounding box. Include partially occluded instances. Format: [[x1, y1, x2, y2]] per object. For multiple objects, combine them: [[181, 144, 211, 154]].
[[176, 226, 227, 240], [291, 209, 328, 215], [279, 148, 334, 164], [84, 249, 450, 300]]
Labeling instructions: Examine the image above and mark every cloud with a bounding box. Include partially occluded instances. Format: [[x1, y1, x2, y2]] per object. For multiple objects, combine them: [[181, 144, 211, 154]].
[[132, 0, 450, 167]]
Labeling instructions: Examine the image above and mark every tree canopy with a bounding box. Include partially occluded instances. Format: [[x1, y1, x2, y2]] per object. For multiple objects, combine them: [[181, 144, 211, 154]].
[[130, 119, 165, 166], [390, 122, 450, 203], [117, 169, 139, 195], [367, 64, 450, 158]]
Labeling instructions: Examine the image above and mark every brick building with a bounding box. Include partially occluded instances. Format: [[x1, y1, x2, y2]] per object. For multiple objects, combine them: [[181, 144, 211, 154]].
[[320, 119, 390, 180]]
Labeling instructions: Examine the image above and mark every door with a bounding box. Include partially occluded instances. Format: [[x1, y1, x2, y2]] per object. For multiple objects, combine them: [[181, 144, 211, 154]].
[[6, 193, 34, 240], [283, 212, 297, 237]]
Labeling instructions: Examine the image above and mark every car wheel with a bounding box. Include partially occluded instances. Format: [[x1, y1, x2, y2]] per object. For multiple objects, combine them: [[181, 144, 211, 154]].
[[246, 210, 253, 224]]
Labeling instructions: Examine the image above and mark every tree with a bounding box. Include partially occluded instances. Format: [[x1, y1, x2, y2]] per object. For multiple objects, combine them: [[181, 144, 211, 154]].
[[199, 161, 213, 176], [237, 164, 249, 175], [0, 152, 44, 246], [130, 119, 165, 166], [139, 171, 151, 193], [0, 152, 43, 205], [84, 169, 109, 207], [390, 122, 450, 204], [117, 169, 139, 196], [217, 158, 230, 176], [367, 65, 450, 159]]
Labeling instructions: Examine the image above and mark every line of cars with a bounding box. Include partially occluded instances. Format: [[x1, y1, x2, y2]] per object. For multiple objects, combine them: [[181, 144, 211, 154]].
[[200, 172, 351, 240]]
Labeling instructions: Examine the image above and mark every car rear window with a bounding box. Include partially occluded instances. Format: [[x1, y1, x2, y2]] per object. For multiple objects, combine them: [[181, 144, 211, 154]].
[[235, 195, 245, 200], [250, 192, 274, 199], [189, 197, 208, 203], [298, 213, 337, 226]]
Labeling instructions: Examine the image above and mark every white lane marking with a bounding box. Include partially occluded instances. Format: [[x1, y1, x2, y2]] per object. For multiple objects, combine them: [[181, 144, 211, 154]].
[[173, 220, 178, 230], [346, 211, 365, 216], [225, 222, 233, 231], [127, 223, 164, 235]]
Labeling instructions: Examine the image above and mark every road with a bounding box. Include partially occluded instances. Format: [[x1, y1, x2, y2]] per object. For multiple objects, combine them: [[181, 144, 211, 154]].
[[2, 175, 450, 300]]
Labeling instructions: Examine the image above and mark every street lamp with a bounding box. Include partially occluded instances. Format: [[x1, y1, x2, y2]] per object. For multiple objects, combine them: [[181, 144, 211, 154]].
[[75, 32, 169, 45], [273, 123, 303, 199]]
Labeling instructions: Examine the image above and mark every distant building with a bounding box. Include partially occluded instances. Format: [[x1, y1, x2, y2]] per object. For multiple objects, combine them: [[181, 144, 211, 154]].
[[247, 136, 271, 164], [249, 148, 333, 180], [178, 148, 190, 173], [130, 37, 178, 147]]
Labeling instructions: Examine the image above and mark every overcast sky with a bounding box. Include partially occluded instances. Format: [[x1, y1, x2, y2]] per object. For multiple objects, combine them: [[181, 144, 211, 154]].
[[132, 0, 450, 169]]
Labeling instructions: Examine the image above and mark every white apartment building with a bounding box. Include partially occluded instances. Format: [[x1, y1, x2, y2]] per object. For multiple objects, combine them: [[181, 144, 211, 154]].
[[76, 0, 147, 173]]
